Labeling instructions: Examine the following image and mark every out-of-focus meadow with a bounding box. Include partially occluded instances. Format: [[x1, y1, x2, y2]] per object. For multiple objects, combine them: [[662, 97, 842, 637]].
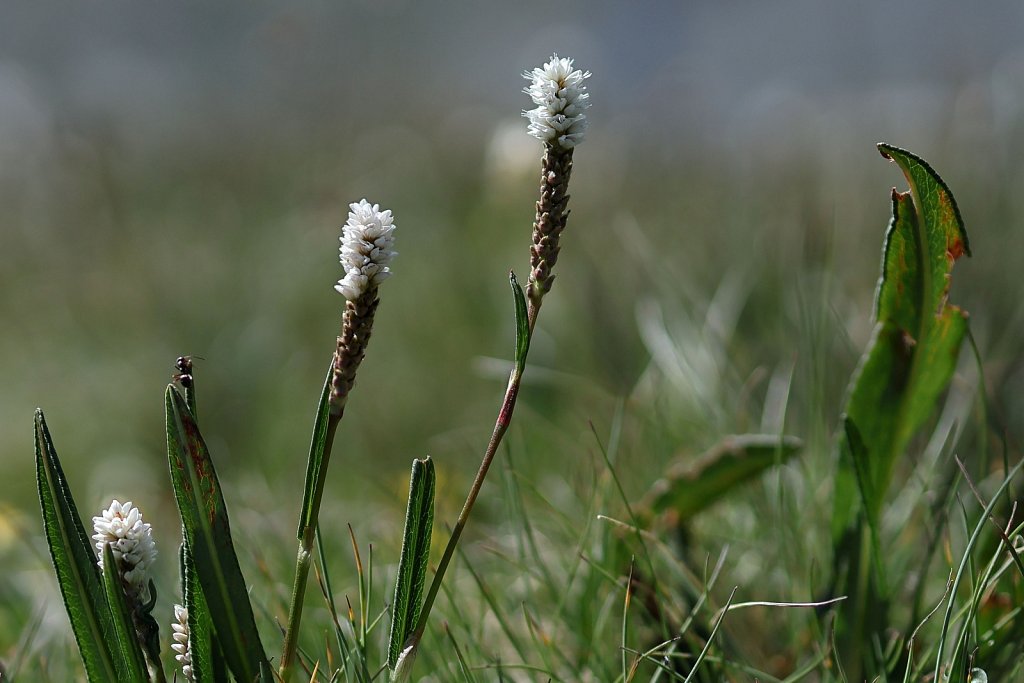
[[4, 1, 1024, 676]]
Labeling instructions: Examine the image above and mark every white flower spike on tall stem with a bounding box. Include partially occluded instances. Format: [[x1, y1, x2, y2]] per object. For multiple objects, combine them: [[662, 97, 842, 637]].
[[523, 53, 591, 149], [335, 199, 398, 301], [92, 499, 157, 604]]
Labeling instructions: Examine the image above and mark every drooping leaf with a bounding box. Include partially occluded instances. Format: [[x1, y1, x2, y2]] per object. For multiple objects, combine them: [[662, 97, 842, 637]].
[[297, 360, 334, 539], [34, 409, 124, 682], [387, 457, 436, 672], [637, 434, 802, 521], [99, 543, 150, 682], [833, 144, 971, 538], [165, 385, 270, 682]]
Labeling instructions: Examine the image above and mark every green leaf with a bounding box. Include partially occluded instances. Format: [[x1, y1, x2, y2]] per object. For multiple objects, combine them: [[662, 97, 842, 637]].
[[637, 434, 802, 521], [297, 360, 334, 539], [99, 544, 150, 682], [179, 538, 215, 682], [387, 457, 436, 671], [510, 271, 530, 371], [834, 145, 971, 537], [164, 385, 270, 682], [34, 409, 124, 682]]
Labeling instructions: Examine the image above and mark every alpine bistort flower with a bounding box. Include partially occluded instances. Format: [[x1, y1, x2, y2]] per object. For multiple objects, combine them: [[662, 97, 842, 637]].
[[329, 199, 397, 416], [92, 499, 157, 603], [523, 53, 591, 149], [171, 603, 194, 682], [522, 54, 590, 312], [335, 199, 398, 301]]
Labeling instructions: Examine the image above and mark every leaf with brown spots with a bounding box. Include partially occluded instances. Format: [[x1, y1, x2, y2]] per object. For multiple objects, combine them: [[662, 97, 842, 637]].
[[165, 385, 271, 682]]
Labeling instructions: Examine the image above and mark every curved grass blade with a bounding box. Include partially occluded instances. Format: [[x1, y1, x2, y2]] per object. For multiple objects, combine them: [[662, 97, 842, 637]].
[[34, 409, 124, 682], [165, 386, 270, 682], [637, 434, 802, 521], [387, 457, 436, 673], [100, 543, 150, 682]]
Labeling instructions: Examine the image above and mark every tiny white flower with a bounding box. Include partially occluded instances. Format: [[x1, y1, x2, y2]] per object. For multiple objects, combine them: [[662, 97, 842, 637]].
[[171, 603, 194, 682], [335, 199, 398, 300], [523, 54, 591, 149], [92, 499, 157, 604]]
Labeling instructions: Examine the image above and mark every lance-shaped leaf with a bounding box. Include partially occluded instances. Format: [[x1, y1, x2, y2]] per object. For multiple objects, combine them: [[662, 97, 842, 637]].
[[34, 409, 125, 682], [510, 271, 530, 371], [637, 434, 802, 522], [296, 361, 333, 539], [387, 457, 435, 672], [833, 144, 971, 538], [165, 386, 270, 681], [100, 543, 150, 682]]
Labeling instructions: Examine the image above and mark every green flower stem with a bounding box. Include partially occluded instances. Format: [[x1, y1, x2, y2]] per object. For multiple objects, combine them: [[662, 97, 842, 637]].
[[279, 411, 342, 682], [412, 322, 533, 646]]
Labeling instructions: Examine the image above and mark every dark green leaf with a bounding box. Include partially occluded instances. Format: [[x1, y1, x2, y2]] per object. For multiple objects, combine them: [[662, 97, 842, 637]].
[[297, 360, 334, 539], [34, 409, 124, 682], [638, 434, 801, 521], [510, 271, 530, 371], [100, 544, 149, 682], [833, 145, 971, 537], [388, 457, 436, 670], [165, 386, 270, 682], [180, 537, 215, 682]]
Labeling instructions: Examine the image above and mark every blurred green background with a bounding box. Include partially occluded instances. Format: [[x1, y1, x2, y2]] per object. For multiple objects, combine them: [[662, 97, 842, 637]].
[[3, 0, 1024, 669]]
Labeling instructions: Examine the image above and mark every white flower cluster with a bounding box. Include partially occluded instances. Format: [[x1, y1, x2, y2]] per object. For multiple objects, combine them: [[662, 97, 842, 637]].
[[92, 499, 157, 603], [523, 54, 591, 149], [335, 199, 398, 301], [171, 603, 194, 681]]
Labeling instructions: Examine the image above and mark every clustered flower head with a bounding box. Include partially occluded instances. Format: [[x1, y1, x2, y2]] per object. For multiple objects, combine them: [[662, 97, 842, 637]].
[[335, 199, 398, 301], [171, 603, 194, 681], [523, 53, 591, 149], [92, 499, 157, 603]]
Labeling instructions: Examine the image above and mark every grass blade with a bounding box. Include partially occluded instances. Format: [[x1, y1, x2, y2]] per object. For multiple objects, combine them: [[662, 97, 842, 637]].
[[164, 385, 270, 682], [34, 408, 124, 682], [99, 543, 149, 682], [387, 457, 436, 671]]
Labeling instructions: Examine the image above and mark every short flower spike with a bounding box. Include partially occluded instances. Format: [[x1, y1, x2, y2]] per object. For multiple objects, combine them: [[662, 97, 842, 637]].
[[523, 54, 591, 149], [335, 199, 398, 301], [92, 499, 157, 604], [171, 603, 194, 681]]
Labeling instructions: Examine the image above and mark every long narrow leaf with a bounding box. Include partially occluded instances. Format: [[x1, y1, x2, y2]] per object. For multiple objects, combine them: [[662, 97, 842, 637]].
[[179, 537, 215, 682], [510, 271, 530, 371], [164, 385, 270, 682], [297, 361, 334, 538], [388, 457, 436, 671], [100, 543, 150, 682], [34, 409, 124, 682]]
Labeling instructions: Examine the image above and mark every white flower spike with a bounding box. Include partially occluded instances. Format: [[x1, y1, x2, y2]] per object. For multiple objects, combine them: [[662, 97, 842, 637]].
[[171, 603, 194, 681], [523, 54, 591, 149], [335, 199, 398, 301], [92, 499, 157, 603]]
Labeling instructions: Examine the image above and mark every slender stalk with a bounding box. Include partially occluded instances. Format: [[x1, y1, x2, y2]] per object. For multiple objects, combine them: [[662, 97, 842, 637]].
[[413, 354, 527, 643], [279, 411, 342, 681]]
